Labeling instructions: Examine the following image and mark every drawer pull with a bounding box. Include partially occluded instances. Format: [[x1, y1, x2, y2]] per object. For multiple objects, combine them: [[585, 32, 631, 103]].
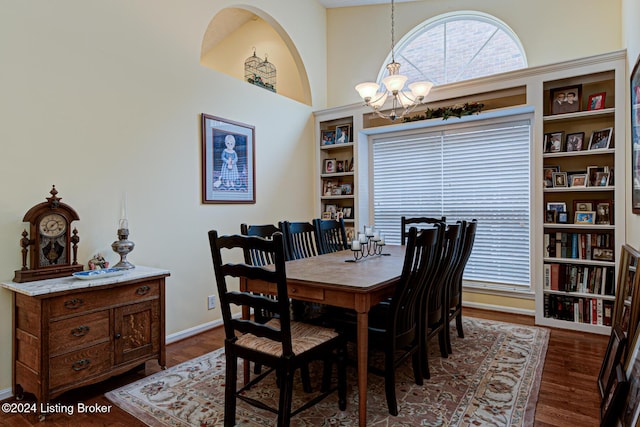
[[136, 285, 150, 295], [291, 288, 297, 293], [71, 326, 90, 337], [71, 358, 91, 371], [115, 333, 121, 339], [64, 298, 84, 309]]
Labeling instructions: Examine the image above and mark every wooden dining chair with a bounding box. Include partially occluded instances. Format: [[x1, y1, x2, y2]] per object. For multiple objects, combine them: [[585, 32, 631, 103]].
[[400, 216, 446, 245], [208, 230, 347, 427], [445, 219, 477, 353], [280, 220, 320, 260], [419, 222, 461, 379], [313, 218, 349, 254]]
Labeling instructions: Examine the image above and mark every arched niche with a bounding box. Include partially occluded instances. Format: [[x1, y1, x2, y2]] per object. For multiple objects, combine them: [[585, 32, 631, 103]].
[[201, 7, 312, 105]]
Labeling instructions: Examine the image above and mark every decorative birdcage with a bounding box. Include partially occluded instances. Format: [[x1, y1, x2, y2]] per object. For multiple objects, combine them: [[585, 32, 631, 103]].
[[244, 49, 276, 93]]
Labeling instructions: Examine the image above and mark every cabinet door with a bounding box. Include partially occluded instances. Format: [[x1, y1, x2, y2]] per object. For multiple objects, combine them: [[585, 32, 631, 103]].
[[114, 300, 159, 365]]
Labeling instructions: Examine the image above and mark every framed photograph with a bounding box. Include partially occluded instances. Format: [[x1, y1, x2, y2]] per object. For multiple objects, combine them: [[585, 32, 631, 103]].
[[552, 171, 568, 187], [323, 179, 336, 196], [330, 186, 342, 196], [599, 326, 627, 397], [557, 212, 568, 224], [335, 124, 351, 144], [575, 210, 596, 225], [201, 114, 255, 204], [593, 247, 615, 262], [349, 157, 354, 172], [342, 206, 353, 219], [336, 160, 345, 173], [596, 201, 612, 225], [321, 130, 335, 146], [543, 166, 560, 188], [600, 364, 629, 426], [632, 54, 640, 214], [544, 210, 556, 224], [566, 132, 585, 152], [622, 326, 640, 427], [573, 200, 594, 212], [341, 183, 353, 195], [345, 226, 356, 242], [550, 85, 582, 115], [570, 174, 587, 187], [323, 158, 337, 174], [587, 92, 606, 111], [544, 132, 564, 153], [546, 201, 567, 213], [588, 127, 613, 150], [321, 211, 332, 220]]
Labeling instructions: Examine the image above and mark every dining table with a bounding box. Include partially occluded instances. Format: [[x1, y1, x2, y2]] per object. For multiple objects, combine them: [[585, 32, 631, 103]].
[[240, 244, 406, 427]]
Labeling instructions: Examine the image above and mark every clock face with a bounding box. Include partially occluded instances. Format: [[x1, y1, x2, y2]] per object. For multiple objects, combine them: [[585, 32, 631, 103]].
[[39, 213, 67, 238]]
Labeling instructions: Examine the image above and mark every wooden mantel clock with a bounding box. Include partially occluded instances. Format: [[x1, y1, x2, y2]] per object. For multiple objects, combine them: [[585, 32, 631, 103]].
[[13, 186, 83, 282]]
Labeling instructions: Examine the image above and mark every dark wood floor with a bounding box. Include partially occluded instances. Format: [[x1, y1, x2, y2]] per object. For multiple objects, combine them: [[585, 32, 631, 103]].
[[0, 307, 608, 426]]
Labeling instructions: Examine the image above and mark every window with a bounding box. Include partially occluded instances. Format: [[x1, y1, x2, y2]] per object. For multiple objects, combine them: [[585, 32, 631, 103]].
[[372, 113, 531, 288], [379, 12, 527, 86]]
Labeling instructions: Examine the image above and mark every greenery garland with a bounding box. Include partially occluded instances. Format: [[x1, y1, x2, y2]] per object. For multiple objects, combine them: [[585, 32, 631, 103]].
[[402, 102, 484, 122]]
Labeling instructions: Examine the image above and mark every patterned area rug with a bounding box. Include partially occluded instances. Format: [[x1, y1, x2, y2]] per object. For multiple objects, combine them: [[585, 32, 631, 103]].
[[106, 317, 548, 426]]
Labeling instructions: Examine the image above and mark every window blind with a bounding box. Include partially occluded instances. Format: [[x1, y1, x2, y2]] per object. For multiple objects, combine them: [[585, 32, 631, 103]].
[[372, 118, 531, 287]]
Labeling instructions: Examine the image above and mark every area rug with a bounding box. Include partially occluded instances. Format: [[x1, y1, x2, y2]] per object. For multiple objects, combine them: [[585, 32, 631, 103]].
[[106, 317, 549, 426]]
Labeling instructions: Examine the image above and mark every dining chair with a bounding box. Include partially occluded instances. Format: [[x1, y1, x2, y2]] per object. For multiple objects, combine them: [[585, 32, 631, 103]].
[[419, 222, 461, 379], [445, 219, 477, 354], [281, 220, 320, 260], [313, 218, 349, 254], [208, 230, 347, 427], [400, 216, 446, 245], [334, 226, 440, 416]]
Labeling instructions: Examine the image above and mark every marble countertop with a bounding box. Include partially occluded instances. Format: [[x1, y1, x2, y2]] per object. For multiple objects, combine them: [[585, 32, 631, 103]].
[[1, 265, 170, 297]]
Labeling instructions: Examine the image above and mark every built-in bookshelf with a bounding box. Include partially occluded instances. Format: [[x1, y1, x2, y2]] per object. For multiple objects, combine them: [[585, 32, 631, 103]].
[[538, 67, 625, 334]]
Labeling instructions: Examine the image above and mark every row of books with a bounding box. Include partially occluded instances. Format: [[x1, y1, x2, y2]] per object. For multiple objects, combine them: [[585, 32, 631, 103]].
[[543, 262, 615, 295], [544, 232, 613, 260], [544, 294, 614, 326]]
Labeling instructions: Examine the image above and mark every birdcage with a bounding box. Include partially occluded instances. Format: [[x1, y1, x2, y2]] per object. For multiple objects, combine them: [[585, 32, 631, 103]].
[[244, 50, 276, 93]]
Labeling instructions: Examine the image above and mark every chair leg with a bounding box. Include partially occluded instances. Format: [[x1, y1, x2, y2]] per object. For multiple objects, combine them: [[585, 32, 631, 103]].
[[456, 311, 464, 338], [445, 314, 453, 355], [384, 348, 398, 416], [301, 364, 312, 393], [277, 368, 295, 427], [438, 328, 448, 358], [411, 348, 423, 386], [337, 344, 347, 411], [224, 352, 238, 427]]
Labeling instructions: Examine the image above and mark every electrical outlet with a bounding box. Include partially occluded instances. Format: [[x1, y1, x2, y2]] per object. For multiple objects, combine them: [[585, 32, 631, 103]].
[[207, 295, 216, 310]]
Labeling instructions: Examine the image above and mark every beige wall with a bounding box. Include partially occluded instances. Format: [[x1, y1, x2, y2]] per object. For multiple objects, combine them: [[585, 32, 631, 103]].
[[326, 0, 622, 107], [0, 0, 325, 393]]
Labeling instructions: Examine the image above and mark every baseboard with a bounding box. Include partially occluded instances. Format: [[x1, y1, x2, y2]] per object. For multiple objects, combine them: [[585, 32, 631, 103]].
[[463, 301, 535, 317], [0, 387, 13, 401], [165, 318, 224, 345]]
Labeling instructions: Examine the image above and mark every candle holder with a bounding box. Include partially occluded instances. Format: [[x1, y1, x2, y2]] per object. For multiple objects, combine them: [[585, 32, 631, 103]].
[[111, 226, 135, 269], [346, 226, 388, 262]]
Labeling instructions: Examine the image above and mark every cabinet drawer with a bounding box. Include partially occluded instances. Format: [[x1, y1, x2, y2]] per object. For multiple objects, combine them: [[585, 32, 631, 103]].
[[49, 280, 160, 318], [49, 311, 109, 356], [49, 341, 111, 390]]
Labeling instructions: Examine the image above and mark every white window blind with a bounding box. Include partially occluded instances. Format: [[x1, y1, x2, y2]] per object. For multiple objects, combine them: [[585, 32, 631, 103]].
[[372, 117, 531, 287]]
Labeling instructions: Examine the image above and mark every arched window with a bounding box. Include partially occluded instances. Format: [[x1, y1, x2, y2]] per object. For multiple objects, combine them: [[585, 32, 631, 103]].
[[380, 12, 527, 86]]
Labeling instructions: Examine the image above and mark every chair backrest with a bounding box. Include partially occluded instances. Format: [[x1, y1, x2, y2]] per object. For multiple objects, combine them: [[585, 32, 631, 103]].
[[208, 230, 295, 356], [280, 220, 320, 260], [387, 226, 439, 343], [240, 223, 281, 265], [401, 216, 446, 245], [424, 223, 462, 322], [448, 219, 478, 305], [313, 218, 349, 254]]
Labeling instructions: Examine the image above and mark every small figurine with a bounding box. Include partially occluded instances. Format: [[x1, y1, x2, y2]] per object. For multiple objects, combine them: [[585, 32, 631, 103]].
[[88, 253, 109, 270]]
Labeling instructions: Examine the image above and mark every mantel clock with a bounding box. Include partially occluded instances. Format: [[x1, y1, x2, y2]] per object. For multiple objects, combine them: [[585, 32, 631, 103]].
[[13, 186, 83, 282]]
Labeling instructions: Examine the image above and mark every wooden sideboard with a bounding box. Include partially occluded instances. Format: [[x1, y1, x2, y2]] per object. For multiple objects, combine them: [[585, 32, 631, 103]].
[[1, 266, 169, 408]]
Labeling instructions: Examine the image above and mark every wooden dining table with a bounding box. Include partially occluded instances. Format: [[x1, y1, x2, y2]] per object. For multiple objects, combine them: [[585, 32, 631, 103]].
[[240, 244, 406, 427]]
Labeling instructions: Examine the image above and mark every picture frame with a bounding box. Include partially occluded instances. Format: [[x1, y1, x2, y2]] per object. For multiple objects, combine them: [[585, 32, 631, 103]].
[[201, 114, 255, 204], [323, 158, 337, 174], [349, 157, 354, 172], [330, 186, 342, 196], [600, 364, 629, 426], [593, 247, 615, 262], [321, 130, 335, 146], [544, 210, 556, 224], [574, 210, 595, 225], [544, 131, 564, 153], [341, 183, 353, 195], [546, 201, 567, 213], [569, 174, 587, 187], [552, 171, 568, 187], [336, 160, 345, 173], [573, 200, 594, 212], [631, 53, 640, 214], [596, 201, 613, 225], [587, 166, 608, 187], [588, 92, 606, 111], [543, 165, 560, 188], [565, 132, 585, 152], [550, 84, 582, 115], [622, 325, 640, 427], [323, 179, 336, 196], [599, 325, 627, 397], [556, 211, 568, 224], [321, 211, 332, 220], [335, 124, 351, 144], [588, 127, 613, 150], [342, 206, 353, 219], [612, 245, 640, 355]]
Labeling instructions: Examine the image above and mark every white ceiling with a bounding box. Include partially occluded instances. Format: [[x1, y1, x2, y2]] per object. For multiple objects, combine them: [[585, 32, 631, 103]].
[[318, 0, 418, 8]]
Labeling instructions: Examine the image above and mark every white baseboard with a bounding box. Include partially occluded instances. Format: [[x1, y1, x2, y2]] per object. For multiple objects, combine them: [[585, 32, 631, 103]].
[[463, 301, 535, 317], [0, 387, 13, 401], [165, 318, 224, 345]]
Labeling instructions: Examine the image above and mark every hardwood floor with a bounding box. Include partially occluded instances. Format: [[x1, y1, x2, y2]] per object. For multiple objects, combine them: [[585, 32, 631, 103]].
[[0, 307, 608, 426]]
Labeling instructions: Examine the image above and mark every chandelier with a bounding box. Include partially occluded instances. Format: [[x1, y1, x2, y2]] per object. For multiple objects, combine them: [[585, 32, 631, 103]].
[[355, 0, 433, 121]]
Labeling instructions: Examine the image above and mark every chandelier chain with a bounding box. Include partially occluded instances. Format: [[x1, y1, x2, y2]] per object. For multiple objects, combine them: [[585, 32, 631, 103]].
[[390, 0, 395, 62]]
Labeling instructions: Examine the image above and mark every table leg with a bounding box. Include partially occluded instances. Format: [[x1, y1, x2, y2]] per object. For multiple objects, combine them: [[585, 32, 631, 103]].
[[356, 310, 368, 427]]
